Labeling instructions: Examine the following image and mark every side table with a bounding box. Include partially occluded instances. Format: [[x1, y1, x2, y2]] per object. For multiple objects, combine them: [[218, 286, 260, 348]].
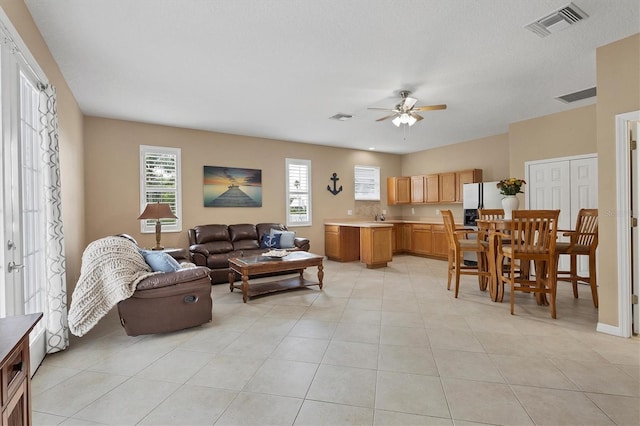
[[160, 247, 190, 263]]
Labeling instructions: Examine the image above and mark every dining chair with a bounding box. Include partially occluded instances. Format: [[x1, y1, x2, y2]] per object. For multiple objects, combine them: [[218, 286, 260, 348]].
[[477, 208, 531, 293], [555, 208, 599, 308], [441, 210, 490, 298], [478, 209, 505, 221], [496, 210, 560, 318]]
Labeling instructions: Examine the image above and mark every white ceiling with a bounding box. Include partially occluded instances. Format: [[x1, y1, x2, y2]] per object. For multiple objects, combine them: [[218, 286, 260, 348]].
[[24, 0, 640, 154]]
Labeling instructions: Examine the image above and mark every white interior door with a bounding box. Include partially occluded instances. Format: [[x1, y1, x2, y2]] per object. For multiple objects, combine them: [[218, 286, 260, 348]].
[[570, 157, 599, 277], [1, 49, 47, 371], [526, 155, 598, 273], [632, 121, 639, 335]]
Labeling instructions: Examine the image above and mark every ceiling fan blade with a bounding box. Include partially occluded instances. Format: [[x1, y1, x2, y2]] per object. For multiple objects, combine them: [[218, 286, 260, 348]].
[[367, 107, 395, 111], [413, 104, 447, 112], [410, 112, 424, 121], [403, 97, 417, 110], [376, 113, 398, 122]]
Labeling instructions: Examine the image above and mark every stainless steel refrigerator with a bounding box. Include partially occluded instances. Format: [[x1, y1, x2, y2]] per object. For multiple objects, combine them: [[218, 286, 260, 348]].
[[462, 181, 503, 265]]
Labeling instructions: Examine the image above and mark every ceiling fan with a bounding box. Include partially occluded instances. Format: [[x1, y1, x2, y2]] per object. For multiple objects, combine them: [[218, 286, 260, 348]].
[[369, 90, 447, 127]]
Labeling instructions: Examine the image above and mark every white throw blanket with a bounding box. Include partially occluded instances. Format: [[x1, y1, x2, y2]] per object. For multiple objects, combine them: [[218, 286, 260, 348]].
[[68, 236, 157, 336]]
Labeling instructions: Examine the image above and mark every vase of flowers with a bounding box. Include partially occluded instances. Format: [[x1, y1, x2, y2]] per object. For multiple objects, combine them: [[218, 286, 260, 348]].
[[497, 178, 526, 219]]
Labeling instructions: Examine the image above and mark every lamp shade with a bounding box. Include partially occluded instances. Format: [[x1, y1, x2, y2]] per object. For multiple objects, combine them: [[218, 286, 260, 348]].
[[137, 202, 177, 220]]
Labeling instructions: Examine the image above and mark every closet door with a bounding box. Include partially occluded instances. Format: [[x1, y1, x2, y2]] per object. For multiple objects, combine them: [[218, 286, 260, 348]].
[[527, 160, 572, 230], [527, 155, 598, 277]]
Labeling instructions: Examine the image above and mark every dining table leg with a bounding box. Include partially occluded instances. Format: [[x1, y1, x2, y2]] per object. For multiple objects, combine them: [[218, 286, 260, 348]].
[[487, 231, 501, 302]]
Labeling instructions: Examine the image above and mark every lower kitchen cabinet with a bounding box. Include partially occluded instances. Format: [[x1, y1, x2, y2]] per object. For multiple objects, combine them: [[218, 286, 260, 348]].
[[431, 224, 450, 258], [393, 223, 412, 253], [324, 225, 360, 261], [360, 226, 393, 268], [411, 224, 432, 255]]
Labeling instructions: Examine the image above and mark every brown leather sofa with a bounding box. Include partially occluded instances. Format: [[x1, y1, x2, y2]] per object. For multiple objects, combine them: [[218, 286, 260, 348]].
[[116, 235, 213, 336], [188, 223, 310, 284]]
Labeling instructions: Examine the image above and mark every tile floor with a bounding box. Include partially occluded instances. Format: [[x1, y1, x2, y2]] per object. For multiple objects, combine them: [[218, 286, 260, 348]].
[[31, 255, 640, 425]]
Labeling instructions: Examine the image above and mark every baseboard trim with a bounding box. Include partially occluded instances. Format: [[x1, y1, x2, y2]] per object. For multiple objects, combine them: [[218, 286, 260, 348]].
[[596, 322, 627, 337]]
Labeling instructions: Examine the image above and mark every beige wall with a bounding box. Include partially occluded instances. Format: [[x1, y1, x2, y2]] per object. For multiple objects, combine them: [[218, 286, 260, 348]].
[[398, 133, 510, 220], [509, 105, 597, 176], [0, 2, 85, 293], [84, 117, 402, 258], [596, 33, 640, 326], [508, 105, 597, 208]]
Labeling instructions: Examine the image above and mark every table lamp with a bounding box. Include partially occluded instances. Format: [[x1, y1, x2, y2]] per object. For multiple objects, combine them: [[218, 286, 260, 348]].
[[137, 202, 177, 250]]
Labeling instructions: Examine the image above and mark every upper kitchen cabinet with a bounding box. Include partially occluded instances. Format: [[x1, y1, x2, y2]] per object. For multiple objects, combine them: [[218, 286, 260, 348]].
[[425, 174, 439, 203], [387, 176, 411, 205], [387, 169, 482, 204], [410, 175, 426, 203], [438, 172, 457, 203], [455, 169, 483, 202]]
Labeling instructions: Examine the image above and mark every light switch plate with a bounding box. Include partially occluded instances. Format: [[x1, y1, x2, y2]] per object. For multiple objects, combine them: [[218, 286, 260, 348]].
[[347, 210, 353, 216]]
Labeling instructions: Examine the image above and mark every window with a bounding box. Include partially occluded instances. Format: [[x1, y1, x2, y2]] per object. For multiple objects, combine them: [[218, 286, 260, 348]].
[[286, 158, 311, 227], [140, 145, 181, 233], [354, 165, 380, 200]]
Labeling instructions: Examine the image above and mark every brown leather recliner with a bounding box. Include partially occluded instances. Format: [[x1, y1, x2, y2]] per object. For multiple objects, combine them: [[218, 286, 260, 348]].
[[188, 223, 310, 284], [117, 266, 212, 336], [114, 234, 213, 336]]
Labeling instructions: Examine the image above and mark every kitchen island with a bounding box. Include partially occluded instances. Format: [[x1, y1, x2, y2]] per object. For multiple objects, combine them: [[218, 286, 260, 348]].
[[324, 222, 393, 268], [325, 216, 464, 265]]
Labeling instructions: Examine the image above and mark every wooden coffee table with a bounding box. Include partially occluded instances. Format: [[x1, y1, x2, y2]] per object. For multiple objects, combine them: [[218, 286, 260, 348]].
[[228, 251, 324, 302]]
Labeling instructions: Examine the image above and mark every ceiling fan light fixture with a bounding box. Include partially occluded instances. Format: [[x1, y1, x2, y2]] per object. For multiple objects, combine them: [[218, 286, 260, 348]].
[[392, 113, 417, 127]]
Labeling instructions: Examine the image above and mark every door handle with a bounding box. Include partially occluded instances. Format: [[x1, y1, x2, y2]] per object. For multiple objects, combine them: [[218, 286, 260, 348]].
[[8, 261, 24, 272]]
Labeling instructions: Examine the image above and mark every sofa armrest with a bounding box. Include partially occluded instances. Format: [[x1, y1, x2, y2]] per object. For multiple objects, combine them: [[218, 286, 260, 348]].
[[189, 245, 210, 266], [136, 266, 211, 291], [294, 237, 310, 251]]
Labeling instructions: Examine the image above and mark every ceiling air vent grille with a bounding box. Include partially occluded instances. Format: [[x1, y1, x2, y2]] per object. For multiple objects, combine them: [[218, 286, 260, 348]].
[[525, 2, 589, 38], [329, 113, 353, 121], [556, 87, 596, 104]]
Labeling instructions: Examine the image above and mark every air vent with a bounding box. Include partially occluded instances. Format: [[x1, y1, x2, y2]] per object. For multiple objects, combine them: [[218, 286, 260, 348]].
[[556, 87, 596, 103], [525, 2, 589, 38], [329, 113, 353, 121]]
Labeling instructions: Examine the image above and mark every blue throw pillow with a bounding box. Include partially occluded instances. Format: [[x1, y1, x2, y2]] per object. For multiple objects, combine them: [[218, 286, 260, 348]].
[[261, 233, 281, 248], [270, 229, 295, 248], [141, 250, 181, 272]]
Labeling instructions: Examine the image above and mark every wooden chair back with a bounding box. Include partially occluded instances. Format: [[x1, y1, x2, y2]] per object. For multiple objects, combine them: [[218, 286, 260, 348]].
[[478, 209, 505, 221], [572, 209, 598, 250], [507, 210, 560, 257], [441, 209, 458, 250]]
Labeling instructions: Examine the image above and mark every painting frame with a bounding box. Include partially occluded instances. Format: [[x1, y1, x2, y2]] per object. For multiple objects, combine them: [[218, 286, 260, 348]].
[[203, 165, 262, 207]]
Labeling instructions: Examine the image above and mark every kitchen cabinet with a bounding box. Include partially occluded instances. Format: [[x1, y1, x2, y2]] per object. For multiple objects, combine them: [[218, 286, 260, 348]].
[[425, 174, 439, 203], [324, 225, 360, 261], [387, 177, 410, 205], [360, 226, 393, 268], [387, 169, 482, 205], [1, 313, 42, 426], [411, 224, 432, 255], [393, 223, 412, 253], [438, 172, 457, 203], [431, 224, 449, 258], [410, 175, 425, 203], [455, 169, 483, 202]]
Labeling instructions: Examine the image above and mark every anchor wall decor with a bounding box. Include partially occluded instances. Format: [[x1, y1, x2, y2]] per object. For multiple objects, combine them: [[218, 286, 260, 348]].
[[327, 172, 343, 195]]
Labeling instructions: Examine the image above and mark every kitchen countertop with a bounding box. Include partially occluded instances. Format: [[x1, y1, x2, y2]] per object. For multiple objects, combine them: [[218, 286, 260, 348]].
[[324, 221, 394, 228], [324, 217, 459, 226]]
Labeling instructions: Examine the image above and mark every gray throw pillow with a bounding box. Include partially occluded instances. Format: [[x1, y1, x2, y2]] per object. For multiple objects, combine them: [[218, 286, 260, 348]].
[[270, 229, 295, 248]]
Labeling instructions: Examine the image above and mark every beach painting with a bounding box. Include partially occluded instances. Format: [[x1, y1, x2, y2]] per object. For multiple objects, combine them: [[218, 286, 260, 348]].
[[203, 166, 262, 207]]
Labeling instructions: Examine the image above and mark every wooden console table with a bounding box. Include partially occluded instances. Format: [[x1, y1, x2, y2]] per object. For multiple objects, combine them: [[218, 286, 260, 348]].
[[1, 313, 43, 426]]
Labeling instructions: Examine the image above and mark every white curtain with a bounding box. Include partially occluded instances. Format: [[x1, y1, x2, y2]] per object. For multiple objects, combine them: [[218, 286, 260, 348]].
[[39, 84, 69, 353]]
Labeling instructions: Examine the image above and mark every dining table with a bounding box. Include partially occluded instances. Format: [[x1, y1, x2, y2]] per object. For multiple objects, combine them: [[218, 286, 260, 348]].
[[476, 218, 551, 306]]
